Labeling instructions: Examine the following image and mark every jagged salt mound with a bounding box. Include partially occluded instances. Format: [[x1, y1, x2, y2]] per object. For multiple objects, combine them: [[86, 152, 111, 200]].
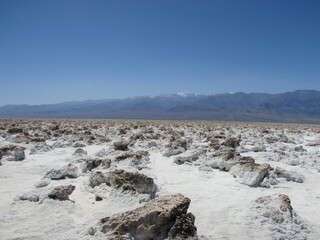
[[95, 193, 197, 240]]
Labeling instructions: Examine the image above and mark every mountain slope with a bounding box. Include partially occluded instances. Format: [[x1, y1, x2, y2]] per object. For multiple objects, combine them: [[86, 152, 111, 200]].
[[0, 90, 319, 123]]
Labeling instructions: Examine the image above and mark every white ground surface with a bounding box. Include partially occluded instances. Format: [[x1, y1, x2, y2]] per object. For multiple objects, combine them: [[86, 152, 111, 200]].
[[1, 122, 320, 240]]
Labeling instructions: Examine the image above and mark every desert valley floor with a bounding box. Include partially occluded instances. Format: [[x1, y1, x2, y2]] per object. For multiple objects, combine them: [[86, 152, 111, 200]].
[[0, 118, 320, 240]]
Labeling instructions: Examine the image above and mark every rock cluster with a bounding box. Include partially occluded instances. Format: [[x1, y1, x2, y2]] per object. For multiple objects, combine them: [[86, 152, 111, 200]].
[[0, 118, 317, 239], [18, 193, 40, 202], [206, 149, 270, 187]]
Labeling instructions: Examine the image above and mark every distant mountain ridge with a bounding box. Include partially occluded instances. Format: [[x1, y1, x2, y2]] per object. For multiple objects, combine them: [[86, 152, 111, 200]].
[[1, 90, 320, 124]]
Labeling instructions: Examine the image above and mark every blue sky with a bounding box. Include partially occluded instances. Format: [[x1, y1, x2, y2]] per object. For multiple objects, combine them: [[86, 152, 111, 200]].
[[0, 0, 319, 105]]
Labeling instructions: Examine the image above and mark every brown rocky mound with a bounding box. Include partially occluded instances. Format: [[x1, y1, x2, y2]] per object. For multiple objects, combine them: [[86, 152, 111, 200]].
[[99, 194, 197, 240]]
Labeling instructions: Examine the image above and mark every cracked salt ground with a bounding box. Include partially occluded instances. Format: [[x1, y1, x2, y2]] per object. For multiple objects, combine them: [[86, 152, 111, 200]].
[[144, 152, 320, 239]]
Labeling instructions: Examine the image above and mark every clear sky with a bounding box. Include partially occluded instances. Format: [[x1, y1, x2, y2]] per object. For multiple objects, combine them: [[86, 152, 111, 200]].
[[0, 0, 319, 105]]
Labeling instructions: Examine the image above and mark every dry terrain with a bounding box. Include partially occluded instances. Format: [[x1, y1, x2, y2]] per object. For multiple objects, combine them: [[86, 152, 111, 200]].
[[1, 118, 320, 240]]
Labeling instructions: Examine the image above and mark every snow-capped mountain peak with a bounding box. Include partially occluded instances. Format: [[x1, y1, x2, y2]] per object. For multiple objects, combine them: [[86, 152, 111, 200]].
[[176, 92, 195, 97]]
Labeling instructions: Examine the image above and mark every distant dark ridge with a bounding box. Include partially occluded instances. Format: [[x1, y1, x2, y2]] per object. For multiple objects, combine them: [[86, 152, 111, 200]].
[[1, 90, 320, 124]]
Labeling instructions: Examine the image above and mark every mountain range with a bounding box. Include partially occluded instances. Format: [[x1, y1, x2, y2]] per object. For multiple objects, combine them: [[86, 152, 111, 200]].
[[1, 90, 320, 124]]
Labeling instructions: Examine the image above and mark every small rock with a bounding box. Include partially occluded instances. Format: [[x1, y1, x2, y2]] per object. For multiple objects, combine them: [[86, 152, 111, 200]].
[[44, 163, 79, 180], [73, 148, 88, 156], [0, 145, 26, 161], [88, 227, 97, 236], [89, 170, 157, 196], [83, 159, 111, 172], [113, 141, 129, 151], [18, 193, 40, 202], [168, 212, 197, 239], [222, 137, 240, 148], [30, 143, 52, 155], [115, 151, 149, 161], [6, 134, 29, 143], [270, 167, 304, 183], [229, 163, 270, 187], [73, 142, 86, 148], [7, 128, 23, 134], [250, 145, 266, 152], [163, 147, 185, 157], [48, 185, 75, 200], [34, 179, 50, 188], [293, 145, 306, 152], [95, 148, 108, 157], [95, 196, 103, 201], [173, 150, 202, 165]]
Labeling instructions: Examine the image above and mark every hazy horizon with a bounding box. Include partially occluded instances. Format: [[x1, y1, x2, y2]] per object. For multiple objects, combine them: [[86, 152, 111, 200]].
[[0, 89, 319, 107]]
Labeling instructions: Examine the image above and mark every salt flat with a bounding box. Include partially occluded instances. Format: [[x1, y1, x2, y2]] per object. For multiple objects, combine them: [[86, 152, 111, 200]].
[[0, 118, 320, 240]]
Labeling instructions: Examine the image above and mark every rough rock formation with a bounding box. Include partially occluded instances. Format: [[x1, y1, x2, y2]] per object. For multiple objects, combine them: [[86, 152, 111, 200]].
[[270, 167, 305, 183], [163, 147, 185, 157], [73, 148, 88, 156], [163, 138, 192, 157], [173, 150, 202, 165], [114, 141, 129, 151], [222, 137, 240, 148], [29, 143, 52, 155], [83, 159, 111, 172], [209, 137, 220, 150], [115, 151, 149, 162], [89, 170, 157, 196], [260, 167, 305, 187], [73, 142, 86, 148], [115, 151, 150, 169], [207, 149, 254, 171], [168, 212, 197, 239], [255, 194, 293, 222], [172, 138, 193, 150], [98, 194, 197, 240], [249, 145, 266, 152], [48, 185, 75, 200], [229, 163, 270, 187], [0, 145, 26, 161], [253, 194, 311, 239], [7, 127, 23, 134], [6, 134, 29, 143], [34, 179, 50, 188], [207, 149, 270, 187], [44, 163, 79, 180], [95, 148, 108, 157]]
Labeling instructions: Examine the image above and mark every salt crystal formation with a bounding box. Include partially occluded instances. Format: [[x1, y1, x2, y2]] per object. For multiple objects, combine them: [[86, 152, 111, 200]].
[[0, 118, 319, 239]]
